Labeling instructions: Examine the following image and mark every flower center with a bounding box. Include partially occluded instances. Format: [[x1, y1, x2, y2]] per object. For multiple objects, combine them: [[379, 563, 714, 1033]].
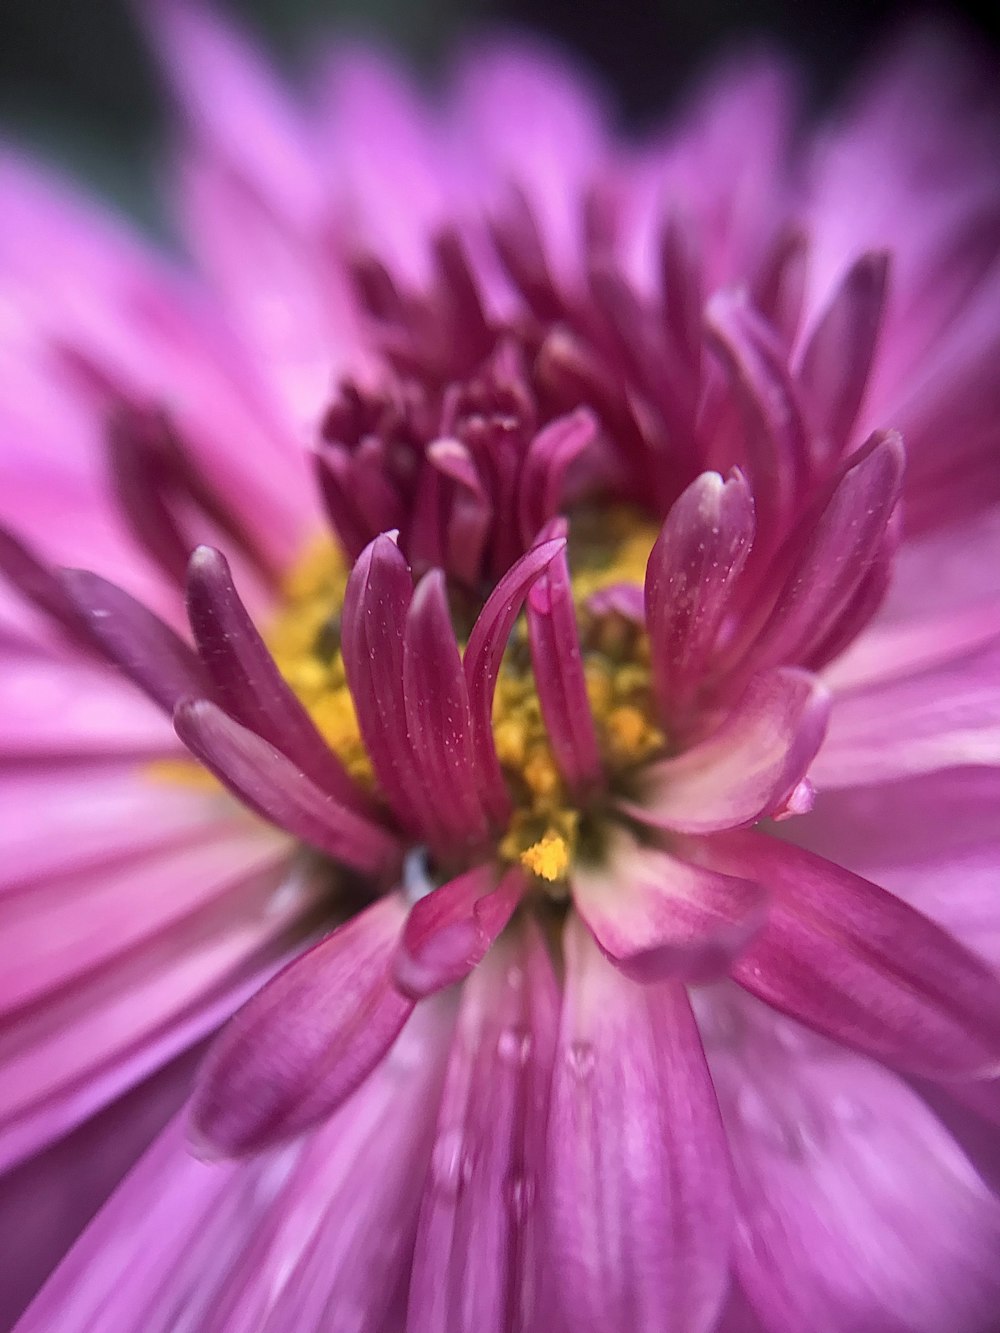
[[267, 507, 665, 890]]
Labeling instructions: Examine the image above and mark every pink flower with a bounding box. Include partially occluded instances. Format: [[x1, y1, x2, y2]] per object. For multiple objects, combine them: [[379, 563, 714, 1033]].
[[2, 4, 1000, 1329]]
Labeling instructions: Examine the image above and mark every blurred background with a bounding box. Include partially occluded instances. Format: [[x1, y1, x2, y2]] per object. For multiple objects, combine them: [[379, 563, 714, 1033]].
[[1, 0, 997, 229]]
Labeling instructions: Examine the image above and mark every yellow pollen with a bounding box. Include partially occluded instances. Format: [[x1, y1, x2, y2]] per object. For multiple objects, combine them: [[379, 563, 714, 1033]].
[[519, 832, 571, 882]]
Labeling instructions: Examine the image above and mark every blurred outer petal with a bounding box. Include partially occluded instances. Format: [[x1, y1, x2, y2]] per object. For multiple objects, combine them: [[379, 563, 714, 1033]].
[[541, 914, 731, 1333], [813, 632, 1000, 786], [393, 865, 525, 1000], [144, 0, 323, 222], [406, 922, 559, 1333], [741, 430, 904, 674], [699, 989, 1000, 1333], [644, 469, 754, 725], [783, 766, 1000, 965], [60, 569, 207, 716], [704, 293, 809, 539], [0, 647, 169, 759], [625, 668, 829, 835], [174, 699, 400, 875], [0, 1045, 204, 1332], [0, 845, 314, 1173], [795, 250, 890, 457], [698, 832, 1000, 1079], [190, 893, 413, 1158], [573, 834, 767, 983], [14, 1000, 453, 1333]]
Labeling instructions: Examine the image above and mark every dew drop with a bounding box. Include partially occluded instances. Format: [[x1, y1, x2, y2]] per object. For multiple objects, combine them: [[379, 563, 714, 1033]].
[[506, 964, 525, 991], [507, 1172, 537, 1223], [497, 1026, 533, 1066], [430, 1127, 472, 1198], [566, 1040, 595, 1081]]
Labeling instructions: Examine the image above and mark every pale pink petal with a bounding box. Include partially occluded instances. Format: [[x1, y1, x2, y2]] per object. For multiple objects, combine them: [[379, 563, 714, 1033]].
[[573, 833, 767, 983], [406, 922, 558, 1332], [625, 667, 829, 835], [814, 632, 1000, 786], [700, 987, 1000, 1333], [540, 914, 731, 1333], [0, 1046, 202, 1331], [14, 999, 453, 1333]]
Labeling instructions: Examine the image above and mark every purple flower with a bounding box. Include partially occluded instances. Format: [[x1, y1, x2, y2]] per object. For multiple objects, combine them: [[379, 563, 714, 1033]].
[[2, 4, 1000, 1329]]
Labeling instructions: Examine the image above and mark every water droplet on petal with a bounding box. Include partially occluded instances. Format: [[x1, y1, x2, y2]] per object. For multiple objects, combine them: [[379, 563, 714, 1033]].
[[430, 1127, 472, 1199], [507, 1171, 536, 1222], [497, 1025, 532, 1066], [566, 1040, 595, 1080]]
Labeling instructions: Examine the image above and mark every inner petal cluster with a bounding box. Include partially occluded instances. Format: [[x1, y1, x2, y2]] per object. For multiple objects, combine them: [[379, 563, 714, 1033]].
[[267, 506, 667, 890]]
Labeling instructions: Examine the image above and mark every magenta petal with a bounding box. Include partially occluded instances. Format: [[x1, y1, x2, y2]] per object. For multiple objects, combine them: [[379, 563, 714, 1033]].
[[541, 915, 732, 1333], [796, 250, 890, 459], [573, 834, 767, 983], [406, 921, 559, 1332], [0, 525, 93, 652], [393, 864, 525, 999], [60, 568, 207, 714], [340, 533, 428, 835], [814, 630, 1000, 787], [185, 546, 368, 810], [626, 667, 830, 834], [174, 699, 399, 875], [705, 292, 810, 538], [745, 429, 904, 673], [518, 407, 597, 546], [702, 991, 1000, 1333], [644, 468, 754, 726], [189, 894, 412, 1157], [464, 535, 566, 825], [402, 570, 489, 847], [701, 832, 1000, 1080], [527, 541, 603, 796]]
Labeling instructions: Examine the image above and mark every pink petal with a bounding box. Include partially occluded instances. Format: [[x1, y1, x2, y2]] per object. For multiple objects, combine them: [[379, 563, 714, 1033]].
[[393, 865, 525, 1000], [540, 914, 732, 1333], [402, 571, 489, 848], [699, 832, 1000, 1079], [644, 468, 754, 727], [705, 292, 810, 541], [144, 0, 323, 225], [406, 922, 558, 1331], [527, 538, 603, 796], [174, 699, 400, 876], [189, 893, 412, 1157], [813, 631, 1000, 786], [701, 987, 1000, 1333], [60, 569, 207, 716], [15, 999, 453, 1333], [0, 1046, 202, 1331], [340, 533, 430, 837], [573, 833, 767, 983], [625, 667, 829, 834], [0, 852, 310, 1172], [739, 430, 904, 675], [795, 250, 890, 458], [463, 535, 566, 826], [185, 546, 368, 810]]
